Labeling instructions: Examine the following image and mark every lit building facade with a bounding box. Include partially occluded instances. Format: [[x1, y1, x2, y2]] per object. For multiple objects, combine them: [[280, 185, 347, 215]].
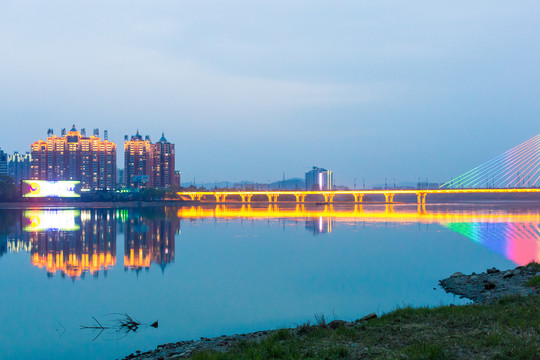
[[305, 166, 333, 190], [8, 151, 32, 183], [124, 131, 152, 188], [151, 133, 175, 188], [30, 126, 117, 190], [124, 131, 176, 188]]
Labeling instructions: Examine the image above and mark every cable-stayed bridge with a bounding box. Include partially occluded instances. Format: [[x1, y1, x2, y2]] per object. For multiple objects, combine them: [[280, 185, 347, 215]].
[[178, 134, 540, 204], [441, 133, 540, 189]]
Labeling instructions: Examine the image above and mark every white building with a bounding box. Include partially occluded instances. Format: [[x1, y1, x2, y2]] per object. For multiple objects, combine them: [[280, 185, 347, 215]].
[[305, 166, 333, 190]]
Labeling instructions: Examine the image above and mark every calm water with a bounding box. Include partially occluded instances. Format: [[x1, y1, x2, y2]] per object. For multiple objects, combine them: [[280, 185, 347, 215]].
[[1, 203, 539, 360]]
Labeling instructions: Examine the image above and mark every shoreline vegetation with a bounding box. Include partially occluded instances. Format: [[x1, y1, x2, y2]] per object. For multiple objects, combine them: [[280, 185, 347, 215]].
[[123, 263, 540, 360]]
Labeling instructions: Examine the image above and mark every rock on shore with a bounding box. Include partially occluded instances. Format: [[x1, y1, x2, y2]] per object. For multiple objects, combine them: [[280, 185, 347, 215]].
[[121, 330, 273, 360], [439, 263, 540, 303]]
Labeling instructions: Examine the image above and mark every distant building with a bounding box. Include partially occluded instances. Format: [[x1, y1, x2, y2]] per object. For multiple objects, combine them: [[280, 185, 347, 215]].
[[124, 131, 176, 189], [8, 151, 32, 183], [117, 169, 124, 188], [174, 171, 181, 188], [305, 166, 333, 190], [30, 126, 117, 190], [0, 148, 7, 176], [151, 133, 175, 188]]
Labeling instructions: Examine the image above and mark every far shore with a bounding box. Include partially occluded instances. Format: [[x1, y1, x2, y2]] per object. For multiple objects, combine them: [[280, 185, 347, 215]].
[[0, 200, 192, 209]]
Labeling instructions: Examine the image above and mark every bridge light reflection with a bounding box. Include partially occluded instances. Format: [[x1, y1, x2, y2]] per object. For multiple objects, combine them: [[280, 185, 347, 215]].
[[177, 205, 540, 265]]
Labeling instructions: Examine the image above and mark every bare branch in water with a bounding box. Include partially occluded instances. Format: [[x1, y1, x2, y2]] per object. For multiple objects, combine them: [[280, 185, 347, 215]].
[[80, 314, 157, 341]]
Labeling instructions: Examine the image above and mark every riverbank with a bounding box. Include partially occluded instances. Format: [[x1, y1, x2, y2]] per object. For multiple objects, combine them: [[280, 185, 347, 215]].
[[0, 200, 192, 209], [122, 263, 540, 360]]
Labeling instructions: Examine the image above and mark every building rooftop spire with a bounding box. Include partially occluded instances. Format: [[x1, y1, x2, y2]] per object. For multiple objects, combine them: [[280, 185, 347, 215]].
[[159, 131, 167, 142]]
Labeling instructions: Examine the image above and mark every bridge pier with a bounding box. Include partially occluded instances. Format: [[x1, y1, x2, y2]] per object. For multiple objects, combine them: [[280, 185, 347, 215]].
[[384, 193, 394, 203], [417, 192, 427, 205], [353, 194, 364, 203]]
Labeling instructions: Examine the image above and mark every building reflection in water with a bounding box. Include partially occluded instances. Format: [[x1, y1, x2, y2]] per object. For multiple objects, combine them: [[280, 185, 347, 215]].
[[1, 204, 539, 276], [305, 217, 333, 235], [123, 208, 178, 272], [24, 209, 116, 279], [0, 208, 179, 278]]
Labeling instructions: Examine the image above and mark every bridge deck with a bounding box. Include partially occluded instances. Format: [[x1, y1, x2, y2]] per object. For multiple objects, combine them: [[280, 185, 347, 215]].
[[177, 188, 540, 204]]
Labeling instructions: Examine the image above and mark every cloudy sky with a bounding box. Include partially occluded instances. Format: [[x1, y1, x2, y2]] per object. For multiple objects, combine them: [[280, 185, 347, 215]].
[[1, 1, 539, 186]]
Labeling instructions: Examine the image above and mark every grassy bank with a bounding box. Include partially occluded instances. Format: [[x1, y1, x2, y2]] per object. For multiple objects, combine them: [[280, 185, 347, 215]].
[[190, 295, 539, 360]]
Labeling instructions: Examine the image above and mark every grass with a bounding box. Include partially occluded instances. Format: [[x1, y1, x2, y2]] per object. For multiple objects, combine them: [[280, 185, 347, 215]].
[[189, 295, 540, 360], [525, 276, 540, 287], [526, 261, 540, 272]]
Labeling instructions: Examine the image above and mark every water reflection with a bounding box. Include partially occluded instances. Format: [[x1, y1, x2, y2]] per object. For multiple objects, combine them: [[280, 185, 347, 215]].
[[0, 204, 539, 278], [0, 208, 178, 278], [444, 222, 540, 266], [176, 204, 540, 265], [27, 209, 115, 279], [123, 209, 178, 272], [305, 217, 334, 234]]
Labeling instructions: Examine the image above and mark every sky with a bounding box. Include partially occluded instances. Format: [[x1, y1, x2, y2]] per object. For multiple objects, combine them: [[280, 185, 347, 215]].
[[1, 1, 539, 187]]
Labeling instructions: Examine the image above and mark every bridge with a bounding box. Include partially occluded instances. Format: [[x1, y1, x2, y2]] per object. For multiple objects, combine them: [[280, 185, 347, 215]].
[[177, 188, 540, 205], [178, 133, 540, 204]]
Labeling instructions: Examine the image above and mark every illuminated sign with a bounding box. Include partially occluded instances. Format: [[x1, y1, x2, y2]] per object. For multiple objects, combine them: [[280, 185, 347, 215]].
[[23, 210, 80, 232], [21, 180, 81, 198]]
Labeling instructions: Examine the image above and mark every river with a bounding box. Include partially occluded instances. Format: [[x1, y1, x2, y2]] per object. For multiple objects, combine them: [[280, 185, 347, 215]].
[[0, 203, 538, 359]]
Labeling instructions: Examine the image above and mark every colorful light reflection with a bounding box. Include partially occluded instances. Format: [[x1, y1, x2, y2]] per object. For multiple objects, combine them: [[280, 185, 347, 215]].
[[444, 222, 540, 265], [23, 210, 80, 232]]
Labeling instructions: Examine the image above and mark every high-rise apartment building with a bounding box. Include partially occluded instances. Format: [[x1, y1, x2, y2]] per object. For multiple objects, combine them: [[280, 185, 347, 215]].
[[8, 151, 32, 183], [151, 133, 175, 188], [30, 126, 117, 190], [124, 131, 152, 188], [124, 131, 175, 188], [0, 148, 7, 176], [305, 166, 333, 190]]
